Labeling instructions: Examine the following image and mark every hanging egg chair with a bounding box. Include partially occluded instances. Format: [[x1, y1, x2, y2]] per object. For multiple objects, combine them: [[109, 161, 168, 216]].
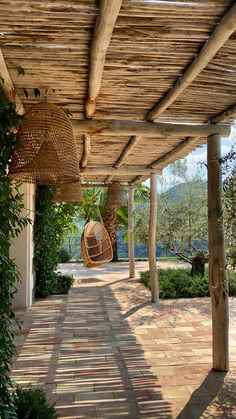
[[9, 101, 80, 185], [106, 182, 127, 208], [53, 181, 83, 204], [81, 221, 113, 269]]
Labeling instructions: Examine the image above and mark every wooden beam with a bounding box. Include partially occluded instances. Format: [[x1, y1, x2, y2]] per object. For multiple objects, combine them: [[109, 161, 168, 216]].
[[106, 136, 140, 183], [81, 165, 161, 176], [207, 134, 229, 371], [0, 48, 25, 115], [128, 186, 135, 278], [81, 134, 91, 168], [147, 3, 236, 121], [149, 103, 235, 170], [105, 175, 113, 183], [211, 104, 236, 124], [130, 175, 148, 185], [85, 0, 122, 119], [115, 136, 141, 168], [150, 136, 200, 169], [81, 182, 128, 189], [148, 173, 159, 303], [73, 119, 230, 137]]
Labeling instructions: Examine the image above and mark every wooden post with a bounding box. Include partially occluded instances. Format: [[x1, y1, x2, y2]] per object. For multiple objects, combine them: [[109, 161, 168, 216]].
[[148, 173, 159, 303], [207, 134, 229, 371], [128, 186, 135, 278]]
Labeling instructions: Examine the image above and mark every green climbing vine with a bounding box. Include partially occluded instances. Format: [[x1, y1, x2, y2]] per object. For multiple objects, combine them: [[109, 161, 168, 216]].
[[34, 186, 76, 298], [0, 90, 29, 418]]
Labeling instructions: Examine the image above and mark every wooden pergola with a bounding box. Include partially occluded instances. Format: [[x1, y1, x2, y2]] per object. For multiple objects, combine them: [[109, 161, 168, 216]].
[[1, 0, 236, 372]]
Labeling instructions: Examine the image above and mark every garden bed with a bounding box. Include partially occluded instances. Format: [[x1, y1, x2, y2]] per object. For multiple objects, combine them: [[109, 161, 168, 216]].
[[140, 268, 236, 299]]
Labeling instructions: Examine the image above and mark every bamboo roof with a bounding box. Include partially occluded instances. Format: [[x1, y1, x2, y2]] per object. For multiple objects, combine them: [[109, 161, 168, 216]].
[[1, 0, 236, 184]]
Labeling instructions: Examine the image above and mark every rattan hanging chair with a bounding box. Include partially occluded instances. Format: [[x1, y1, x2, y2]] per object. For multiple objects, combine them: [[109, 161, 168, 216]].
[[53, 181, 83, 204], [106, 182, 127, 208], [9, 101, 80, 185], [81, 221, 113, 269]]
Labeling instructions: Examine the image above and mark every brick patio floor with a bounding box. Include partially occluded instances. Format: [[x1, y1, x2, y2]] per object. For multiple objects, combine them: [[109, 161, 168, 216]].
[[12, 262, 236, 418]]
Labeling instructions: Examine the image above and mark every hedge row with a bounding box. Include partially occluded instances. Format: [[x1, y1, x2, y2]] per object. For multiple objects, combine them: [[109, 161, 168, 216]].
[[140, 268, 236, 299]]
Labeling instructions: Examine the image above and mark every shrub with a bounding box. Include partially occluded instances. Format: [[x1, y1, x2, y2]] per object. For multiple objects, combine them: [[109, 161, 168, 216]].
[[54, 274, 74, 295], [140, 268, 236, 299], [34, 186, 59, 298], [228, 270, 236, 295], [14, 386, 58, 419], [58, 247, 70, 263]]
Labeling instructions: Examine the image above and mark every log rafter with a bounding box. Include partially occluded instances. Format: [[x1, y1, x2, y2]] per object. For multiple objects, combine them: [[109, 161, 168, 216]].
[[73, 120, 230, 137], [85, 0, 122, 119], [102, 3, 236, 185], [148, 103, 236, 170], [80, 134, 91, 168], [0, 48, 25, 115], [146, 2, 236, 122], [211, 104, 236, 124], [105, 135, 141, 183], [80, 164, 161, 176]]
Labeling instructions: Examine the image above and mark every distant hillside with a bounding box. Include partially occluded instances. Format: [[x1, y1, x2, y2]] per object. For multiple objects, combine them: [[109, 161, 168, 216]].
[[163, 180, 207, 202]]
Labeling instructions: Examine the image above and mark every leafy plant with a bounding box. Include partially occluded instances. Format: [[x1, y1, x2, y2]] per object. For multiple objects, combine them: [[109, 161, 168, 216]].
[[34, 186, 59, 297], [58, 247, 70, 263], [34, 186, 76, 297], [140, 268, 236, 299], [13, 386, 58, 419], [221, 135, 236, 268], [0, 90, 29, 418], [54, 274, 74, 294]]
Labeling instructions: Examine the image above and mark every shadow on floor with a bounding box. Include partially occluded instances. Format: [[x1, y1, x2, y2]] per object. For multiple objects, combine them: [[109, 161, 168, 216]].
[[11, 282, 173, 418], [177, 370, 236, 419]]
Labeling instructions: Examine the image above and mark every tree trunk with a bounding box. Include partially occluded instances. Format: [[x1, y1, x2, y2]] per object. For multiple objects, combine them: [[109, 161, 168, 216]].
[[103, 206, 118, 262], [190, 254, 206, 276]]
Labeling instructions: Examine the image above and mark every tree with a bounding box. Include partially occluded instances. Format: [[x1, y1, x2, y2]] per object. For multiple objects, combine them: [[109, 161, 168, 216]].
[[221, 128, 236, 267], [134, 160, 208, 276]]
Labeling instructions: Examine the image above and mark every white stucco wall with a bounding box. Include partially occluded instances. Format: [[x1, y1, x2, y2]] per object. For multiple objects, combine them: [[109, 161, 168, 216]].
[[11, 183, 35, 308]]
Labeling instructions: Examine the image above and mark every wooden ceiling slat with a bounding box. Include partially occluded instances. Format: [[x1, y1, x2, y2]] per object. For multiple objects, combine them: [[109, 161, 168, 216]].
[[1, 0, 235, 185]]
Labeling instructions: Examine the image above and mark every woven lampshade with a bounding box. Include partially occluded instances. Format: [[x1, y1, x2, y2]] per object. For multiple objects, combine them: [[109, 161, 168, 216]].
[[9, 101, 80, 185], [53, 181, 83, 203], [106, 182, 127, 208]]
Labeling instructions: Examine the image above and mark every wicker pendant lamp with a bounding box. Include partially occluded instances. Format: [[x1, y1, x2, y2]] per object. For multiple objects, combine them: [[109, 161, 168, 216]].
[[9, 101, 80, 185], [53, 181, 83, 204], [106, 182, 127, 208]]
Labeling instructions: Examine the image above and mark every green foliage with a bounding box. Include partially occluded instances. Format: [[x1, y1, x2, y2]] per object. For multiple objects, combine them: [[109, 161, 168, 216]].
[[34, 186, 59, 297], [140, 268, 236, 299], [118, 183, 150, 241], [13, 386, 58, 419], [221, 139, 236, 268], [58, 247, 70, 263], [76, 189, 105, 223], [134, 161, 208, 270], [54, 274, 74, 295], [34, 186, 76, 297], [0, 91, 29, 418]]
